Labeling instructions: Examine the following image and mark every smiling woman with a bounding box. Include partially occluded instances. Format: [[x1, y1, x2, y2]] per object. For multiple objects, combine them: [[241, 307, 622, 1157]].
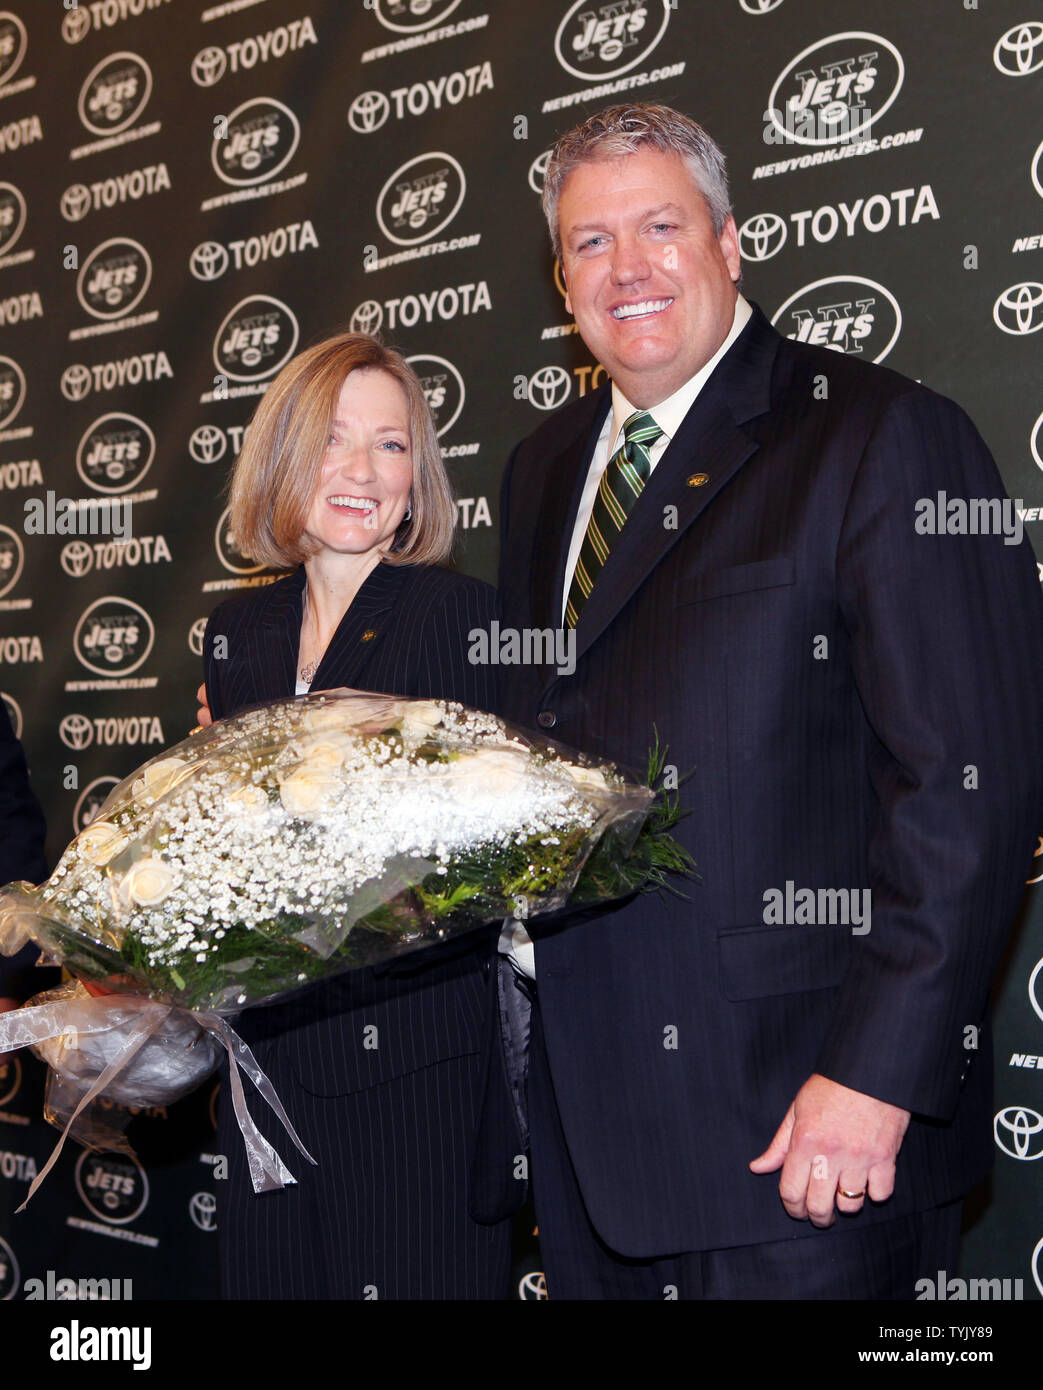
[[200, 334, 510, 1300]]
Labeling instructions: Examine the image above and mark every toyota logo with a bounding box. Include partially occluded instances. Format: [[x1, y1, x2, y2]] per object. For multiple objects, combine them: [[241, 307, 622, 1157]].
[[189, 425, 227, 464], [61, 364, 92, 402], [60, 714, 95, 751], [739, 212, 788, 262], [994, 1105, 1043, 1159], [191, 47, 227, 86], [348, 91, 390, 134], [62, 7, 92, 43], [189, 1192, 217, 1231], [190, 241, 230, 281], [528, 150, 552, 196], [61, 541, 94, 578], [739, 0, 784, 11], [187, 618, 208, 657], [350, 300, 384, 334], [993, 282, 1043, 335], [993, 21, 1043, 76], [60, 183, 92, 222], [527, 365, 572, 411]]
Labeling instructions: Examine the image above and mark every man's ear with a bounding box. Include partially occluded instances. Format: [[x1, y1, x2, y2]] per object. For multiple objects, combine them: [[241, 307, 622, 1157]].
[[557, 257, 572, 315], [719, 215, 741, 283]]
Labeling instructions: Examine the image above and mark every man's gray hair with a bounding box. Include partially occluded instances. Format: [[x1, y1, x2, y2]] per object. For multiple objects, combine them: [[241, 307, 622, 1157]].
[[541, 103, 732, 262]]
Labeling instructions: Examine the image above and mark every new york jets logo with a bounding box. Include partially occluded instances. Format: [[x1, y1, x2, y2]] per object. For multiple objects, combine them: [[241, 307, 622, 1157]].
[[554, 0, 670, 82], [78, 52, 152, 137], [0, 182, 26, 255], [376, 151, 466, 246], [0, 12, 27, 88], [768, 31, 904, 146], [374, 0, 463, 33]]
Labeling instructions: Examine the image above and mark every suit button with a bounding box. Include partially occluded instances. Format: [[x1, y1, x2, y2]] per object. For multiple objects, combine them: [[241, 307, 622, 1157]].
[[537, 711, 556, 729]]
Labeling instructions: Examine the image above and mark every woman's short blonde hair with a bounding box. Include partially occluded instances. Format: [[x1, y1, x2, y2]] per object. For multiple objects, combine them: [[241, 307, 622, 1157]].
[[227, 332, 456, 570]]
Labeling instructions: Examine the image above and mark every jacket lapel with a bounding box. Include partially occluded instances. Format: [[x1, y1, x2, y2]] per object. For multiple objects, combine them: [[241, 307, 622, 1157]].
[[573, 307, 781, 664], [256, 568, 306, 699], [255, 562, 405, 698], [529, 389, 612, 633], [309, 561, 405, 692]]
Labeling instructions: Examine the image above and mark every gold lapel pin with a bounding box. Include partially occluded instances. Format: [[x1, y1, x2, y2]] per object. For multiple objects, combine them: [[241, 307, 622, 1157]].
[[687, 472, 709, 487], [361, 629, 376, 643]]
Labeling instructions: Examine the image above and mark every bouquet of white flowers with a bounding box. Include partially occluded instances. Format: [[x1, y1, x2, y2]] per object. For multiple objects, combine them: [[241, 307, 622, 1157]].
[[0, 689, 690, 1202]]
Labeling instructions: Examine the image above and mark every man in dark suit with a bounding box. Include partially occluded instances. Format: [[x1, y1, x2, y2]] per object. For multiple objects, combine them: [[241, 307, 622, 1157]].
[[487, 103, 1043, 1298]]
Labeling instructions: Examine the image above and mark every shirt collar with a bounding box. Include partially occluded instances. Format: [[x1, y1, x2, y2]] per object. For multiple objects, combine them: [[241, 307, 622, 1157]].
[[609, 293, 753, 449]]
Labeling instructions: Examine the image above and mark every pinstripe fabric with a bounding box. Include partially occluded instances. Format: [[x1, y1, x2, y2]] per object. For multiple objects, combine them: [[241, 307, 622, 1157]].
[[204, 562, 511, 1299], [564, 411, 662, 628]]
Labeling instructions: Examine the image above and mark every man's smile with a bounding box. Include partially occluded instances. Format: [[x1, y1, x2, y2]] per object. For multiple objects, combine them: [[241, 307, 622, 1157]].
[[610, 297, 675, 321]]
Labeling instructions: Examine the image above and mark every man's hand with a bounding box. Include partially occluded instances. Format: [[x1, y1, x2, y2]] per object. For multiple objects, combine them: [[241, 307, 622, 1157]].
[[195, 683, 213, 728], [749, 1072, 911, 1227]]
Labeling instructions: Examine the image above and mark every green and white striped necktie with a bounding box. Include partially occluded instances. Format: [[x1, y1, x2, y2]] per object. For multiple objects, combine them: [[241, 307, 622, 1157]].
[[564, 410, 663, 629]]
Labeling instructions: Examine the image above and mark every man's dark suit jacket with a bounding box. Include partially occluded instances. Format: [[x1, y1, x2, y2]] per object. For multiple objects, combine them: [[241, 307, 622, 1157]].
[[203, 560, 509, 1298], [0, 701, 49, 999], [490, 304, 1043, 1258]]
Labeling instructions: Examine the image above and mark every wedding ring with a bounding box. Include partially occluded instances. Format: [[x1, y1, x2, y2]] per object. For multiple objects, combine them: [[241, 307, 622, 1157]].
[[838, 1185, 867, 1200]]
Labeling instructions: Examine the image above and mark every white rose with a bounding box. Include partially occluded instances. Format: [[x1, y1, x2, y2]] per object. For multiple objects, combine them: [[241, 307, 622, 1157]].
[[120, 857, 178, 906], [279, 763, 344, 817], [297, 734, 356, 769], [75, 821, 129, 866], [447, 748, 531, 799], [398, 701, 445, 740], [563, 762, 613, 798], [227, 784, 269, 814], [302, 696, 395, 734], [134, 757, 189, 803]]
